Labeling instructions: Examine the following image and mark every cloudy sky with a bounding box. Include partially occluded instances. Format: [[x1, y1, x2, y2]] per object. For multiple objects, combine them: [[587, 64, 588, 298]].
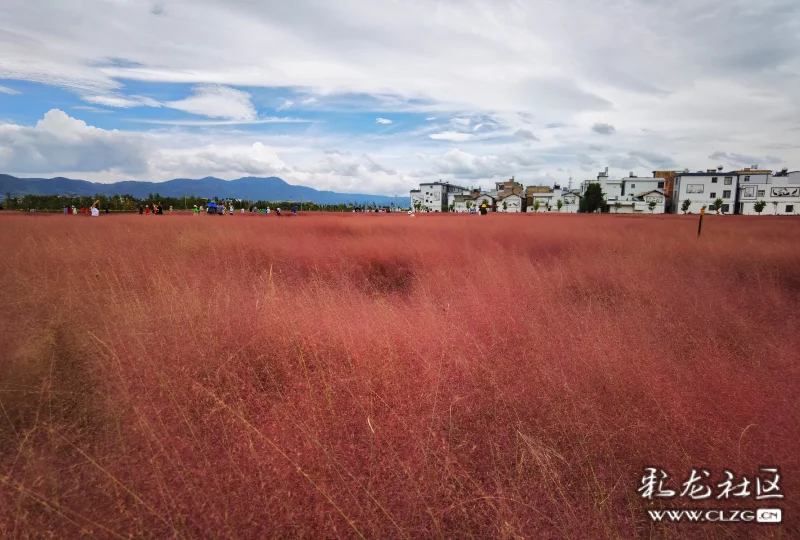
[[1, 0, 799, 194]]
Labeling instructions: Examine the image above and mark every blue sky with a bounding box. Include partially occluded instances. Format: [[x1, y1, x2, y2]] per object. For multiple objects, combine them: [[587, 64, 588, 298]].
[[1, 0, 799, 195]]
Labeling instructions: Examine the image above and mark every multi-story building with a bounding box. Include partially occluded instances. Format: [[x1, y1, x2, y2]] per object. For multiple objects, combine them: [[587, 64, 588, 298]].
[[526, 185, 566, 212], [652, 170, 680, 211], [410, 180, 468, 212], [672, 169, 740, 214], [738, 168, 800, 215], [620, 174, 664, 198]]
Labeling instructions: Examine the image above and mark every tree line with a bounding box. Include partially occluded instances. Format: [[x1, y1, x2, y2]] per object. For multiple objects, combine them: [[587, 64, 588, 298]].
[[1, 192, 401, 212]]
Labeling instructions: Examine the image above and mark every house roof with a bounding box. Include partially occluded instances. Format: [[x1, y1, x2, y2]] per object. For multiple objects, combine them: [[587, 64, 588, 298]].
[[676, 172, 739, 177], [633, 189, 665, 198], [526, 186, 552, 195]]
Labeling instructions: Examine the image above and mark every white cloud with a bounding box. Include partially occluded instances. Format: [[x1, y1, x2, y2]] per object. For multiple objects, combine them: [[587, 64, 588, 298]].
[[376, 117, 392, 124], [277, 99, 293, 111], [72, 105, 113, 113], [426, 116, 436, 121], [429, 131, 474, 142], [165, 85, 256, 120], [83, 94, 161, 108], [0, 109, 152, 174], [0, 85, 20, 95], [131, 117, 311, 126], [424, 148, 544, 180]]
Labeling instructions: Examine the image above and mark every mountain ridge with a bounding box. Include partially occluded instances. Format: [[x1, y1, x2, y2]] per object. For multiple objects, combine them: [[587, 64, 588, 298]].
[[0, 174, 410, 206]]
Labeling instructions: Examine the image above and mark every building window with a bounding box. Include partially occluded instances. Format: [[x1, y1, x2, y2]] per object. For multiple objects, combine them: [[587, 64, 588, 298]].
[[725, 177, 734, 185], [722, 204, 730, 213], [787, 205, 794, 213], [710, 192, 717, 198], [657, 181, 664, 189], [741, 176, 749, 183], [758, 190, 765, 197], [723, 190, 731, 198], [711, 177, 718, 183]]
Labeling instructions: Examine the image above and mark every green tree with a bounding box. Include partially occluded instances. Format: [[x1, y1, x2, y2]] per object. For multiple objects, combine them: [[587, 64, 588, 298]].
[[613, 201, 621, 213], [754, 200, 767, 214], [545, 202, 551, 212], [681, 198, 691, 214], [466, 200, 473, 212], [648, 201, 656, 213], [502, 200, 508, 212], [533, 199, 540, 212], [579, 183, 605, 213], [448, 202, 455, 212], [556, 199, 563, 212], [711, 197, 724, 214]]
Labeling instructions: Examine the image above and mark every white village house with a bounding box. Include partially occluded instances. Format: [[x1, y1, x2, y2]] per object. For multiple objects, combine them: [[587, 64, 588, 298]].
[[410, 181, 467, 212], [408, 166, 799, 216], [736, 168, 800, 215]]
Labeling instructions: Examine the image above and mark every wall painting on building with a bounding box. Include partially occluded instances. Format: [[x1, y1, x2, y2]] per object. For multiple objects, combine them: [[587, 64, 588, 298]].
[[741, 186, 756, 199], [687, 184, 704, 194], [771, 187, 799, 197]]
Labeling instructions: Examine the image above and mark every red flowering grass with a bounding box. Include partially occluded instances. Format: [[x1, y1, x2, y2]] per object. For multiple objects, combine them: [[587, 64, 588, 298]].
[[1, 212, 798, 538]]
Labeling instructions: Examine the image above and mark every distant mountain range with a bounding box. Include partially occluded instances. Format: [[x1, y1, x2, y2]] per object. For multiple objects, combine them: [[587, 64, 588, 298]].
[[0, 174, 410, 206]]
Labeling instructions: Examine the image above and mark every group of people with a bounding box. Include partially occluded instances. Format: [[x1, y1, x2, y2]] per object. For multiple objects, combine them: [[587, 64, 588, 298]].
[[138, 203, 171, 215], [190, 204, 300, 216], [63, 201, 104, 216]]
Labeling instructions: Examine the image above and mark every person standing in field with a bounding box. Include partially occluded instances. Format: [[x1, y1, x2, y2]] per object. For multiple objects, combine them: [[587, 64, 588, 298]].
[[291, 205, 298, 216], [229, 204, 234, 215], [90, 200, 100, 217], [276, 207, 281, 216], [145, 205, 151, 215]]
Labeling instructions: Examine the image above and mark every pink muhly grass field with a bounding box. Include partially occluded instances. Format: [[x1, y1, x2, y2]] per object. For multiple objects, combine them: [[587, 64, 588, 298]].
[[1, 211, 798, 538]]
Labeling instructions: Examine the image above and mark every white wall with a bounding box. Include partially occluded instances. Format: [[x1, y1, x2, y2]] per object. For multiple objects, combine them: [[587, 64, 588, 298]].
[[639, 193, 666, 214], [561, 193, 580, 213], [622, 178, 665, 198], [418, 184, 446, 212], [738, 180, 800, 215], [499, 195, 523, 212], [674, 174, 737, 214]]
